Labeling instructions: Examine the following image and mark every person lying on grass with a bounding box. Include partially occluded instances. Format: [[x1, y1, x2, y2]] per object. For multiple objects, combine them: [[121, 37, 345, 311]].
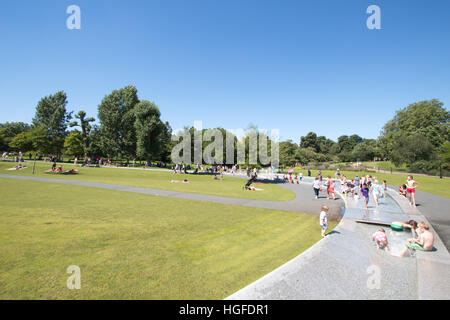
[[394, 222, 434, 257]]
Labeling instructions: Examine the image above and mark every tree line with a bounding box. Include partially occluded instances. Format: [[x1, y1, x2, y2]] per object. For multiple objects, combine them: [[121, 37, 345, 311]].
[[0, 87, 448, 173]]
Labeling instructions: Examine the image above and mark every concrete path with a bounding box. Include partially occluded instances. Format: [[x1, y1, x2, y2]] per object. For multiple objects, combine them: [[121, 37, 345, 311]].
[[412, 191, 450, 252], [0, 174, 343, 218], [227, 185, 450, 300]]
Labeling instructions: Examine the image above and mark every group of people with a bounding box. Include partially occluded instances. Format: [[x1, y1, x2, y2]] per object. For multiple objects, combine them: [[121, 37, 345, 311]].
[[283, 172, 303, 184], [371, 220, 434, 257], [312, 173, 390, 209], [48, 162, 77, 174]]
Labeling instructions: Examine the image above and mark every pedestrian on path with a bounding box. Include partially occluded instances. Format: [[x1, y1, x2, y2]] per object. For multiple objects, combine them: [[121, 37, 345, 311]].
[[313, 177, 321, 199]]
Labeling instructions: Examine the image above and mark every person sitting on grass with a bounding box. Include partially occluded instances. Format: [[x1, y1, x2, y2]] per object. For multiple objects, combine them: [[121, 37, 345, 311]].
[[394, 222, 434, 257], [372, 228, 389, 252]]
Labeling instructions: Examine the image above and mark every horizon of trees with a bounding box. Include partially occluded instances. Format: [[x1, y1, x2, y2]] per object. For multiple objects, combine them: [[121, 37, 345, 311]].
[[1, 87, 448, 174]]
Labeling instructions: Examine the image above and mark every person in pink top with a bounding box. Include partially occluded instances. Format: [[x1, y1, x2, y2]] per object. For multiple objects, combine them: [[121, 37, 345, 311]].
[[326, 176, 336, 200], [372, 228, 389, 251]]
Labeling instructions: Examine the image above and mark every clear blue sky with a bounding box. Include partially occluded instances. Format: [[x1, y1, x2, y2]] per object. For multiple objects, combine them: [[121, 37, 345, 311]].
[[0, 0, 449, 142]]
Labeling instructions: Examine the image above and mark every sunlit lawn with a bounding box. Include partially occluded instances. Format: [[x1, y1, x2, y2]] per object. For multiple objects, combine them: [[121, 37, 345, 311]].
[[0, 179, 335, 299], [0, 161, 295, 201]]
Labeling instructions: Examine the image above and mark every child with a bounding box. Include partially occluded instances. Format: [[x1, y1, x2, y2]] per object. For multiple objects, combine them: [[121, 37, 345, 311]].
[[320, 206, 329, 238], [406, 176, 418, 207], [313, 177, 321, 199], [371, 179, 382, 208], [326, 176, 336, 200], [381, 180, 387, 198], [372, 228, 389, 251], [361, 183, 370, 209], [395, 222, 434, 257], [399, 184, 407, 197]]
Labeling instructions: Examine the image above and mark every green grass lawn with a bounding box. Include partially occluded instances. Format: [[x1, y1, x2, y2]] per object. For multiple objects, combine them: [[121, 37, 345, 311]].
[[362, 161, 408, 171], [0, 161, 295, 201], [296, 168, 450, 199], [0, 179, 335, 299]]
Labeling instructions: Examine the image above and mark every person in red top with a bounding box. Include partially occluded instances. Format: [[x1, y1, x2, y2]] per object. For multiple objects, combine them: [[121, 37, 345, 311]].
[[326, 176, 336, 200]]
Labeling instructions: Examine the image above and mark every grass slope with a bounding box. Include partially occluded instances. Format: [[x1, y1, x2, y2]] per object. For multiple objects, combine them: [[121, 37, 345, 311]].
[[0, 162, 295, 201], [0, 179, 335, 299]]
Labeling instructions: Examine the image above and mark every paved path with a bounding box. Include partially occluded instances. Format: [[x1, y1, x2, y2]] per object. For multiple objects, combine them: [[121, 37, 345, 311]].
[[227, 186, 450, 300], [411, 191, 450, 252], [0, 174, 344, 218]]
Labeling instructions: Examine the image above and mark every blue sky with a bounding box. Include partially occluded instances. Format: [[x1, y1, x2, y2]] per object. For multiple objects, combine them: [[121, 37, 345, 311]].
[[0, 0, 449, 142]]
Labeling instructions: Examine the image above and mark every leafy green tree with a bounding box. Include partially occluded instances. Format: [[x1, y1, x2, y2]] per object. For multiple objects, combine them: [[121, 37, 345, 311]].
[[64, 131, 84, 157], [317, 136, 336, 155], [134, 101, 170, 162], [70, 111, 95, 159], [300, 132, 319, 152], [352, 139, 381, 161], [0, 122, 30, 151], [439, 142, 450, 170], [382, 99, 449, 149], [279, 140, 298, 166], [32, 91, 72, 155], [97, 86, 140, 160], [390, 133, 434, 166], [9, 127, 48, 154]]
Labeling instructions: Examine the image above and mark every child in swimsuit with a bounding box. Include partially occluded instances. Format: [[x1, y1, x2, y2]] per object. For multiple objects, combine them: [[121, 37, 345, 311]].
[[373, 228, 389, 251], [406, 176, 418, 207]]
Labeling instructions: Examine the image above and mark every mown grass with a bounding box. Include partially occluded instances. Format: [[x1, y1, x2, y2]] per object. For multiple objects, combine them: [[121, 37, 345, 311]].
[[0, 161, 295, 201], [0, 179, 335, 299]]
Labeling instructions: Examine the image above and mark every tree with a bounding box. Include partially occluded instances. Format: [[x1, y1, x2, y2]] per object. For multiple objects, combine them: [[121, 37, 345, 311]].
[[352, 139, 381, 161], [381, 99, 449, 149], [0, 122, 30, 151], [300, 132, 319, 152], [279, 140, 298, 166], [390, 133, 434, 166], [134, 101, 170, 162], [32, 91, 72, 155], [64, 131, 84, 157], [440, 142, 450, 170], [9, 127, 48, 154], [98, 86, 139, 160], [70, 111, 95, 159]]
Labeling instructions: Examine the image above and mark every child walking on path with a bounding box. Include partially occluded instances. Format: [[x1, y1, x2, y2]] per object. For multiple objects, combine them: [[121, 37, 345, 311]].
[[320, 206, 329, 238]]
